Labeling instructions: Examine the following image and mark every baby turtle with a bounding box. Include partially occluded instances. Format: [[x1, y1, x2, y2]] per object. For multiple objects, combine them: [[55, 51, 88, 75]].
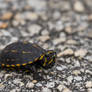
[[0, 41, 56, 71]]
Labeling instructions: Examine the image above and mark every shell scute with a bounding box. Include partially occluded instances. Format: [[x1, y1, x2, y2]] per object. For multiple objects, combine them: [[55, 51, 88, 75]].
[[0, 41, 46, 68]]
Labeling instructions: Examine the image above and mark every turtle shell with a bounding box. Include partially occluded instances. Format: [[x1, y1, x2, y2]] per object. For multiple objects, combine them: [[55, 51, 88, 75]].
[[0, 41, 46, 67]]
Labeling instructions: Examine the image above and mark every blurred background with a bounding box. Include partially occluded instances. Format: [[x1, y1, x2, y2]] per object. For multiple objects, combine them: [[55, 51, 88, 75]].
[[0, 0, 92, 50], [0, 0, 92, 92]]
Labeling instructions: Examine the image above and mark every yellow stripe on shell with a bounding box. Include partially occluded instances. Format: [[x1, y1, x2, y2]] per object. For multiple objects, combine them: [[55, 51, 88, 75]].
[[22, 63, 27, 66], [11, 64, 15, 67], [11, 50, 17, 53], [22, 51, 31, 54], [28, 61, 32, 64], [1, 64, 5, 66], [6, 64, 10, 67], [16, 64, 20, 67], [43, 58, 48, 66]]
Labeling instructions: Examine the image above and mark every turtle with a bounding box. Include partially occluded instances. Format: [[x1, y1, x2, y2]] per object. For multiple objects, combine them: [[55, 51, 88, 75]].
[[0, 41, 56, 71]]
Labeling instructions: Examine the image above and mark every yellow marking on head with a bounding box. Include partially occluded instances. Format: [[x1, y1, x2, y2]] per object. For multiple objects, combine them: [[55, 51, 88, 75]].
[[11, 65, 15, 67], [2, 64, 5, 66], [11, 50, 17, 53], [43, 58, 47, 66], [40, 55, 44, 60], [28, 61, 32, 64], [16, 64, 20, 67], [48, 59, 53, 64], [6, 64, 10, 67], [22, 63, 27, 66]]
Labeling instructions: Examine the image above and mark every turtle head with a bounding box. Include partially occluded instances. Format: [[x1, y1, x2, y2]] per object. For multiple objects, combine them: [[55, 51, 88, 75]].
[[40, 50, 57, 69]]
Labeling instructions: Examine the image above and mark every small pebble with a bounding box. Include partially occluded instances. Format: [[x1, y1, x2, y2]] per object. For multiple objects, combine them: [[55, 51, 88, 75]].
[[41, 29, 49, 36], [85, 81, 92, 88], [25, 12, 38, 21], [4, 74, 12, 79], [27, 24, 41, 36], [46, 82, 55, 88], [85, 70, 92, 75], [88, 88, 92, 92], [1, 12, 13, 20], [0, 29, 11, 36], [10, 88, 20, 92], [13, 79, 22, 85], [0, 72, 4, 78], [65, 58, 71, 63], [55, 21, 64, 31], [87, 31, 92, 38], [28, 0, 46, 11], [74, 1, 85, 12], [53, 11, 61, 20], [74, 49, 87, 58], [26, 82, 34, 88], [12, 20, 20, 27], [36, 83, 42, 87], [74, 60, 80, 67], [58, 49, 74, 57], [41, 87, 51, 92], [0, 84, 5, 89], [63, 88, 72, 92], [66, 39, 77, 45], [53, 37, 66, 45], [56, 65, 67, 71], [0, 22, 8, 29], [74, 76, 82, 81], [42, 43, 49, 49], [67, 76, 73, 83], [38, 35, 50, 42], [88, 14, 92, 21], [32, 80, 37, 83], [65, 26, 72, 34], [14, 13, 23, 20], [72, 70, 81, 76], [57, 84, 65, 92]]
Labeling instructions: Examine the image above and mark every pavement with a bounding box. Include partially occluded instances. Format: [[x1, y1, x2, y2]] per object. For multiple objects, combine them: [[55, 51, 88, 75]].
[[0, 0, 92, 92]]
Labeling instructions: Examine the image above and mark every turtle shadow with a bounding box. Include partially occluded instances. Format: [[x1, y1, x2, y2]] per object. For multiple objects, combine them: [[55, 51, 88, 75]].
[[0, 65, 47, 81]]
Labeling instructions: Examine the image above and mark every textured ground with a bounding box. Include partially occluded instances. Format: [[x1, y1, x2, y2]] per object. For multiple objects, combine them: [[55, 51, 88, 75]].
[[0, 0, 92, 92]]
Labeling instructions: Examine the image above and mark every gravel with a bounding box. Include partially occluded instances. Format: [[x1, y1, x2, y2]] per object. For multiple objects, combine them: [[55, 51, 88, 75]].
[[0, 0, 92, 92]]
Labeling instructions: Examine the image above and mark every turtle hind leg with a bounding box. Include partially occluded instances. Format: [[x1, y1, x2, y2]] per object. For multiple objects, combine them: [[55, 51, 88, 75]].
[[30, 64, 44, 81]]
